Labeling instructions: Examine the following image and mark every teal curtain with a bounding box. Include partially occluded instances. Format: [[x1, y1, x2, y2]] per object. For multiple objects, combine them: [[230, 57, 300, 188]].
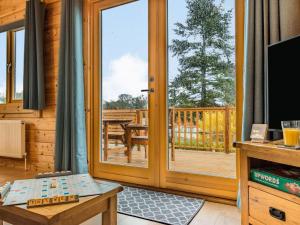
[[55, 0, 88, 174], [23, 0, 45, 110]]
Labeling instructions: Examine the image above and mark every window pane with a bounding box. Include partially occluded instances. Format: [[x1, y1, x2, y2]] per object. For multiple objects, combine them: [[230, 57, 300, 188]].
[[100, 0, 149, 167], [167, 0, 236, 178], [13, 29, 24, 100], [0, 32, 7, 104]]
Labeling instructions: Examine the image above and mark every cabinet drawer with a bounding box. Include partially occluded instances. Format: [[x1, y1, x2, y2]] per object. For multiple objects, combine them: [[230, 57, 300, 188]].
[[249, 187, 300, 225]]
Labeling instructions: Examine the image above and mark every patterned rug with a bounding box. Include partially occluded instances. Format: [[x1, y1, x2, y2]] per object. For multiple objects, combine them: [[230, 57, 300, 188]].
[[117, 186, 205, 225]]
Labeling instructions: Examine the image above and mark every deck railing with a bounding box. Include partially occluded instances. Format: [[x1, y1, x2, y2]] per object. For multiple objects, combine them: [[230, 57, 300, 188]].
[[170, 107, 236, 153], [103, 107, 236, 153]]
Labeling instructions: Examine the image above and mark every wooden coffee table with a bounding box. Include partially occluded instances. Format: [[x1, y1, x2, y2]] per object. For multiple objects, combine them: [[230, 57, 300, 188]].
[[0, 181, 123, 225]]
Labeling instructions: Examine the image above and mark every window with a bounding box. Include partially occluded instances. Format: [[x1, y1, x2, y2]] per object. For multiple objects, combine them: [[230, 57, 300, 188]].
[[0, 27, 25, 104], [13, 29, 25, 100], [0, 32, 7, 104]]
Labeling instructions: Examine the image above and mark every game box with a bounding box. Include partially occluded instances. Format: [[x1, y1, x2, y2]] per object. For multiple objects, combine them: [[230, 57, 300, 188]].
[[250, 167, 300, 196], [3, 174, 105, 206]]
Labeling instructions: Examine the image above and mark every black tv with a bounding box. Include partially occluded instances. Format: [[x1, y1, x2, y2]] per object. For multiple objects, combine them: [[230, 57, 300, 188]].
[[267, 35, 300, 132]]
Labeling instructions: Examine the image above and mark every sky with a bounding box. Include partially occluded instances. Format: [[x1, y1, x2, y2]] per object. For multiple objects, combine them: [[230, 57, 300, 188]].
[[15, 30, 25, 97], [102, 1, 148, 101], [101, 0, 235, 102], [0, 32, 7, 102], [0, 29, 24, 102]]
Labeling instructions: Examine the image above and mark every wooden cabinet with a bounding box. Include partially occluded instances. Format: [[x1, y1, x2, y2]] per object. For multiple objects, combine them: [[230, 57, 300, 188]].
[[237, 142, 300, 225]]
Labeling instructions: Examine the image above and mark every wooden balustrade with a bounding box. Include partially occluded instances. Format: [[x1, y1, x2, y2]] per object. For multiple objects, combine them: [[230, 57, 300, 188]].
[[102, 107, 236, 153], [170, 107, 236, 153]]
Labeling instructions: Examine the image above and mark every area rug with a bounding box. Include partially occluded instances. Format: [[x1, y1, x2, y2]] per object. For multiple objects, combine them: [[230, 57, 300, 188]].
[[117, 186, 205, 225]]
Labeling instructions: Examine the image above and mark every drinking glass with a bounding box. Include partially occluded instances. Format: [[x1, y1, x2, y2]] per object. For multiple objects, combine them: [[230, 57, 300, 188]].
[[281, 121, 300, 147]]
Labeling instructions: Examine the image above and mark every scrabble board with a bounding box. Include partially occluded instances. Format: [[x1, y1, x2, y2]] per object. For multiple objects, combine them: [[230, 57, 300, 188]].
[[3, 174, 103, 206], [0, 182, 10, 200]]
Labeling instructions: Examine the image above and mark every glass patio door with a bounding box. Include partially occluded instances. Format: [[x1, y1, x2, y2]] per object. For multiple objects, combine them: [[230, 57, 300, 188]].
[[91, 0, 239, 200], [92, 0, 159, 186], [157, 0, 238, 200]]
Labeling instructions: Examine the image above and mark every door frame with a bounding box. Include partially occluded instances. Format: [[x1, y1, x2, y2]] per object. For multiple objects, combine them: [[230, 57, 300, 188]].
[[87, 0, 160, 187], [85, 0, 245, 200]]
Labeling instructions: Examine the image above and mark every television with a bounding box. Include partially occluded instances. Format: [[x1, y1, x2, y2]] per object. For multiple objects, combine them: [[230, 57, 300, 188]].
[[267, 35, 300, 132]]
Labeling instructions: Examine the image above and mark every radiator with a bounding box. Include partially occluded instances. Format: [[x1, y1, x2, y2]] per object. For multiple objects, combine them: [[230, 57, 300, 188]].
[[0, 120, 25, 159]]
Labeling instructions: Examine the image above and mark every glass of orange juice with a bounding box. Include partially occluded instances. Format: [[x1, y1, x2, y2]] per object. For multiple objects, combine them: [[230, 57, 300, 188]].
[[282, 121, 300, 147]]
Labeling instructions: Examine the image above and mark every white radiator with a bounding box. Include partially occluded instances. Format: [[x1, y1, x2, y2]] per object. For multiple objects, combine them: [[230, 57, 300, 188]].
[[0, 120, 25, 159]]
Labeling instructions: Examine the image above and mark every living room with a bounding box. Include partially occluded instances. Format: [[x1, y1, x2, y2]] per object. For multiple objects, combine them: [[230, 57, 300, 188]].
[[0, 0, 299, 225]]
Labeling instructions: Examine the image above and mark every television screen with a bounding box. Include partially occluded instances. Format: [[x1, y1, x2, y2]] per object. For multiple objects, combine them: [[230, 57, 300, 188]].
[[267, 35, 300, 130]]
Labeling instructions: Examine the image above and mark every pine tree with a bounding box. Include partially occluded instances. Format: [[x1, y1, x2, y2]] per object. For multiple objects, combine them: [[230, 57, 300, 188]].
[[169, 0, 235, 107]]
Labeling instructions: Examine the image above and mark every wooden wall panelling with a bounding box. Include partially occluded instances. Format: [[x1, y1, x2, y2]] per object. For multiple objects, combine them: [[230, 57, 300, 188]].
[[0, 0, 61, 172], [0, 9, 25, 25], [0, 1, 25, 15], [42, 106, 56, 118]]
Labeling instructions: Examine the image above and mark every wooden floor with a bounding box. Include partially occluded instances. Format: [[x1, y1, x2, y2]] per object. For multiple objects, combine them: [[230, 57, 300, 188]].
[[1, 167, 240, 225], [80, 201, 241, 225], [104, 147, 237, 178]]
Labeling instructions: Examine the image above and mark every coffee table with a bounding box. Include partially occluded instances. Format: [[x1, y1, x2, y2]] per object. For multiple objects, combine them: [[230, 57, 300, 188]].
[[0, 181, 123, 225]]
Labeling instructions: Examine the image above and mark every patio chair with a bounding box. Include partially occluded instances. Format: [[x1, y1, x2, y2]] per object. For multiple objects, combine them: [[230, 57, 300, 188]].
[[126, 124, 148, 163], [128, 136, 148, 162], [107, 131, 125, 145]]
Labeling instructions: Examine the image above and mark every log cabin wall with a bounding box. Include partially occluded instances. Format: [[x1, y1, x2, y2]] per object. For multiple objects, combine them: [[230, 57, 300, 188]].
[[0, 0, 60, 172]]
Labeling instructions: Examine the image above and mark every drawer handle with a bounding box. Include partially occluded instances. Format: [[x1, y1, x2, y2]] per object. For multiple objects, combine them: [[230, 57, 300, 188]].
[[269, 207, 286, 221]]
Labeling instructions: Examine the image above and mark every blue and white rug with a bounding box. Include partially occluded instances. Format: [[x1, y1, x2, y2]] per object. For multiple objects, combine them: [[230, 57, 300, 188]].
[[117, 186, 205, 225]]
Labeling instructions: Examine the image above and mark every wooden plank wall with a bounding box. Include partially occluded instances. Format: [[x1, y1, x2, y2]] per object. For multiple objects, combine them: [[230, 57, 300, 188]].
[[0, 0, 61, 172]]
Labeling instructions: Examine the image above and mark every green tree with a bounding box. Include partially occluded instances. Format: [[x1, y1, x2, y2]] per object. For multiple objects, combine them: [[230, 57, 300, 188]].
[[103, 94, 147, 109], [14, 92, 23, 100], [169, 0, 235, 107]]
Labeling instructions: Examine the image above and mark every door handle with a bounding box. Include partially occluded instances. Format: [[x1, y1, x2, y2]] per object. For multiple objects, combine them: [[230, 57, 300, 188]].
[[141, 88, 154, 93], [269, 207, 286, 221], [7, 63, 12, 73]]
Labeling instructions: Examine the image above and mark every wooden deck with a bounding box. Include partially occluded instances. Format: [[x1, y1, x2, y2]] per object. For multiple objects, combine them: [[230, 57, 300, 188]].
[[104, 147, 236, 179]]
